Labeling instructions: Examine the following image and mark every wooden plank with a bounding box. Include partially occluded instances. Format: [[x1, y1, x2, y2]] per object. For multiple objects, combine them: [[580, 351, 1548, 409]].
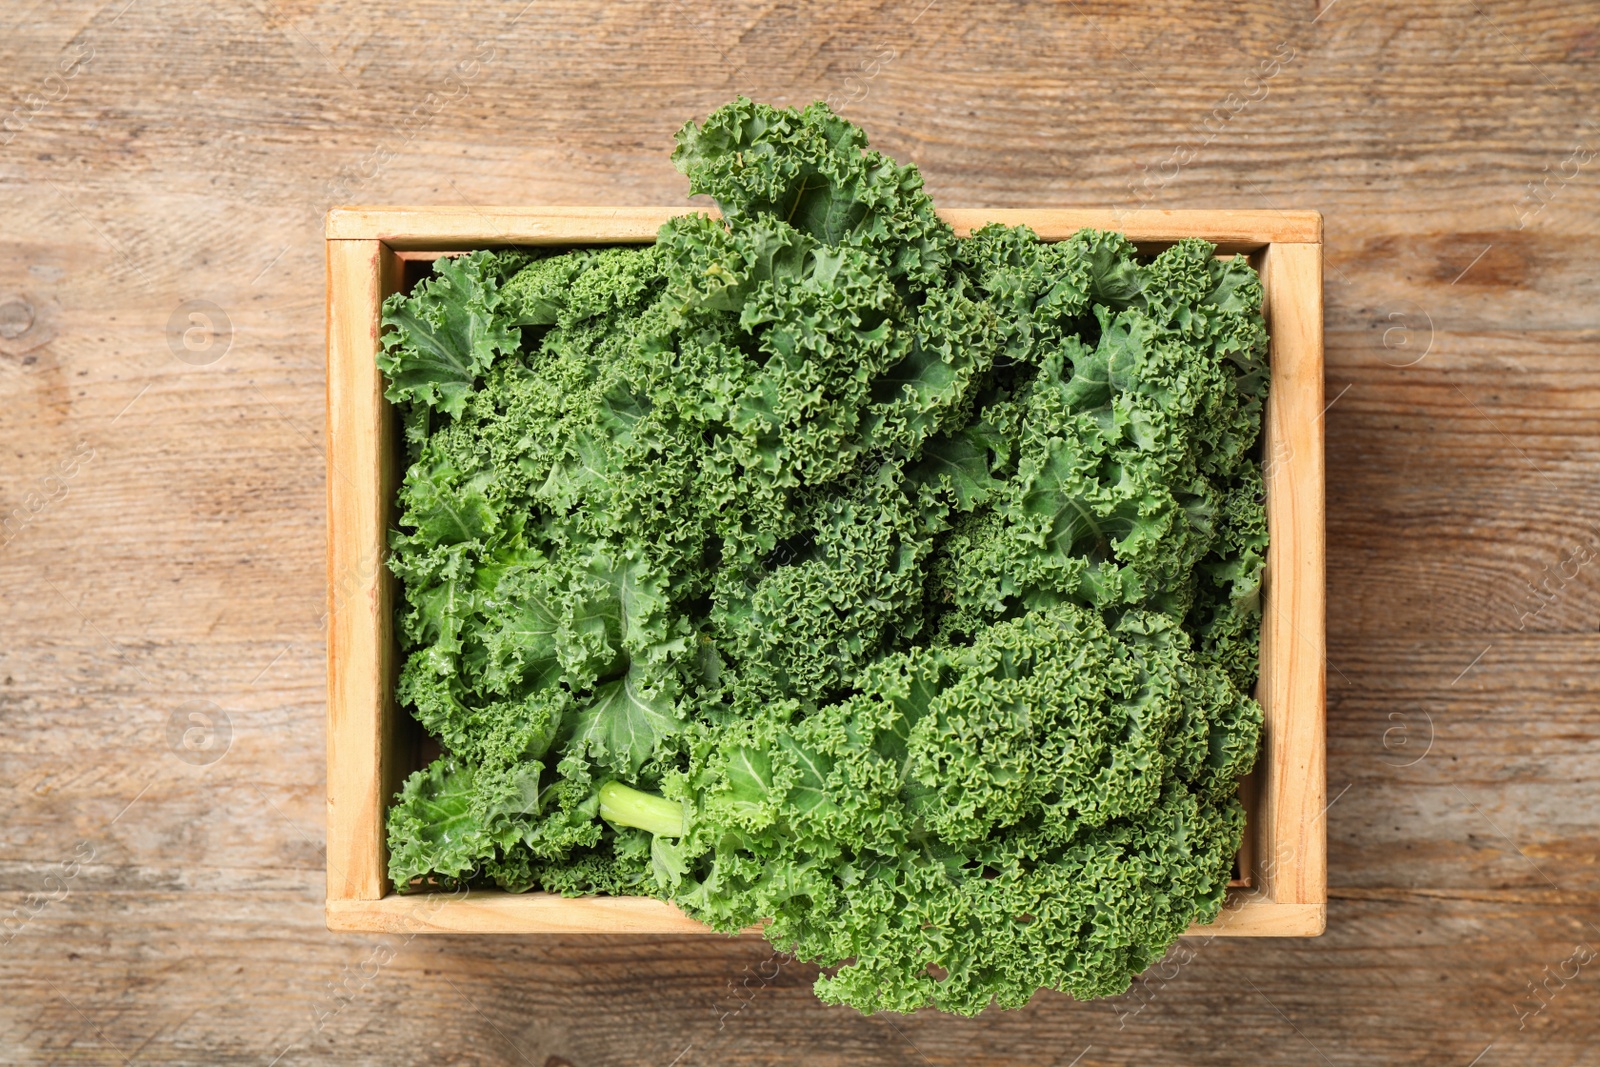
[[328, 892, 735, 935], [8, 1, 1599, 1057], [1255, 241, 1328, 908], [0, 890, 1586, 1065], [1323, 631, 1600, 893], [328, 890, 1321, 937], [942, 208, 1321, 248], [1195, 895, 1326, 937], [324, 206, 683, 246], [325, 206, 1320, 250], [324, 239, 394, 903]]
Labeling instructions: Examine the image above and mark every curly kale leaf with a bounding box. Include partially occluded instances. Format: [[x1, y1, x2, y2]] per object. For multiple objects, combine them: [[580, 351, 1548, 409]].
[[380, 97, 1270, 1016], [672, 97, 955, 288], [389, 751, 649, 893], [379, 250, 524, 418], [603, 602, 1258, 1015]]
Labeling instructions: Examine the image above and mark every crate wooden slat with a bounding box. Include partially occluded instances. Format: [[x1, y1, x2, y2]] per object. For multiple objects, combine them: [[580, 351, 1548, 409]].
[[1256, 240, 1328, 914], [325, 238, 394, 903], [325, 207, 1326, 938], [324, 205, 1321, 251], [325, 890, 1326, 937], [326, 891, 721, 935]]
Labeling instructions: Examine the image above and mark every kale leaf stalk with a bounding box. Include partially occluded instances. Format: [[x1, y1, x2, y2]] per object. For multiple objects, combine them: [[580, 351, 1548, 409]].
[[598, 780, 685, 838]]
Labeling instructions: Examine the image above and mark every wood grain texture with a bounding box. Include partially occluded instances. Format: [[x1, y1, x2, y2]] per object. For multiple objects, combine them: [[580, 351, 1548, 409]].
[[324, 239, 397, 903], [324, 205, 1321, 249], [327, 211, 1324, 939], [331, 892, 1329, 939], [3, 1, 1599, 1063], [328, 892, 739, 936], [1256, 241, 1328, 911]]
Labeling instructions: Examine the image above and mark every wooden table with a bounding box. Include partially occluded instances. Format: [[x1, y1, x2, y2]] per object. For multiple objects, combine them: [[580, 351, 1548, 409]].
[[2, 2, 1595, 1063]]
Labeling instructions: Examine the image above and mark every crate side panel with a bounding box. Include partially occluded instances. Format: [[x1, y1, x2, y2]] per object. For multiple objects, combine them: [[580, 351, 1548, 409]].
[[324, 206, 1321, 251], [326, 893, 737, 935], [1188, 894, 1326, 938], [1256, 240, 1328, 909], [324, 206, 683, 247], [325, 891, 1324, 938], [326, 238, 393, 903], [940, 207, 1320, 248]]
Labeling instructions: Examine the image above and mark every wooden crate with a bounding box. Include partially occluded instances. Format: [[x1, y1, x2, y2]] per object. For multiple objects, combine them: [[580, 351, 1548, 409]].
[[325, 207, 1326, 938]]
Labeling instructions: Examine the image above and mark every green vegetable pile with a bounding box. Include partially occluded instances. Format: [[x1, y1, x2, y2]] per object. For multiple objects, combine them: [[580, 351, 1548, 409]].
[[378, 98, 1269, 1015]]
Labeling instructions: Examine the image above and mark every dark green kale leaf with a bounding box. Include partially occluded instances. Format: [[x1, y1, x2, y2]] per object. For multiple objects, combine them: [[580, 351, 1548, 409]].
[[380, 97, 1270, 1019]]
